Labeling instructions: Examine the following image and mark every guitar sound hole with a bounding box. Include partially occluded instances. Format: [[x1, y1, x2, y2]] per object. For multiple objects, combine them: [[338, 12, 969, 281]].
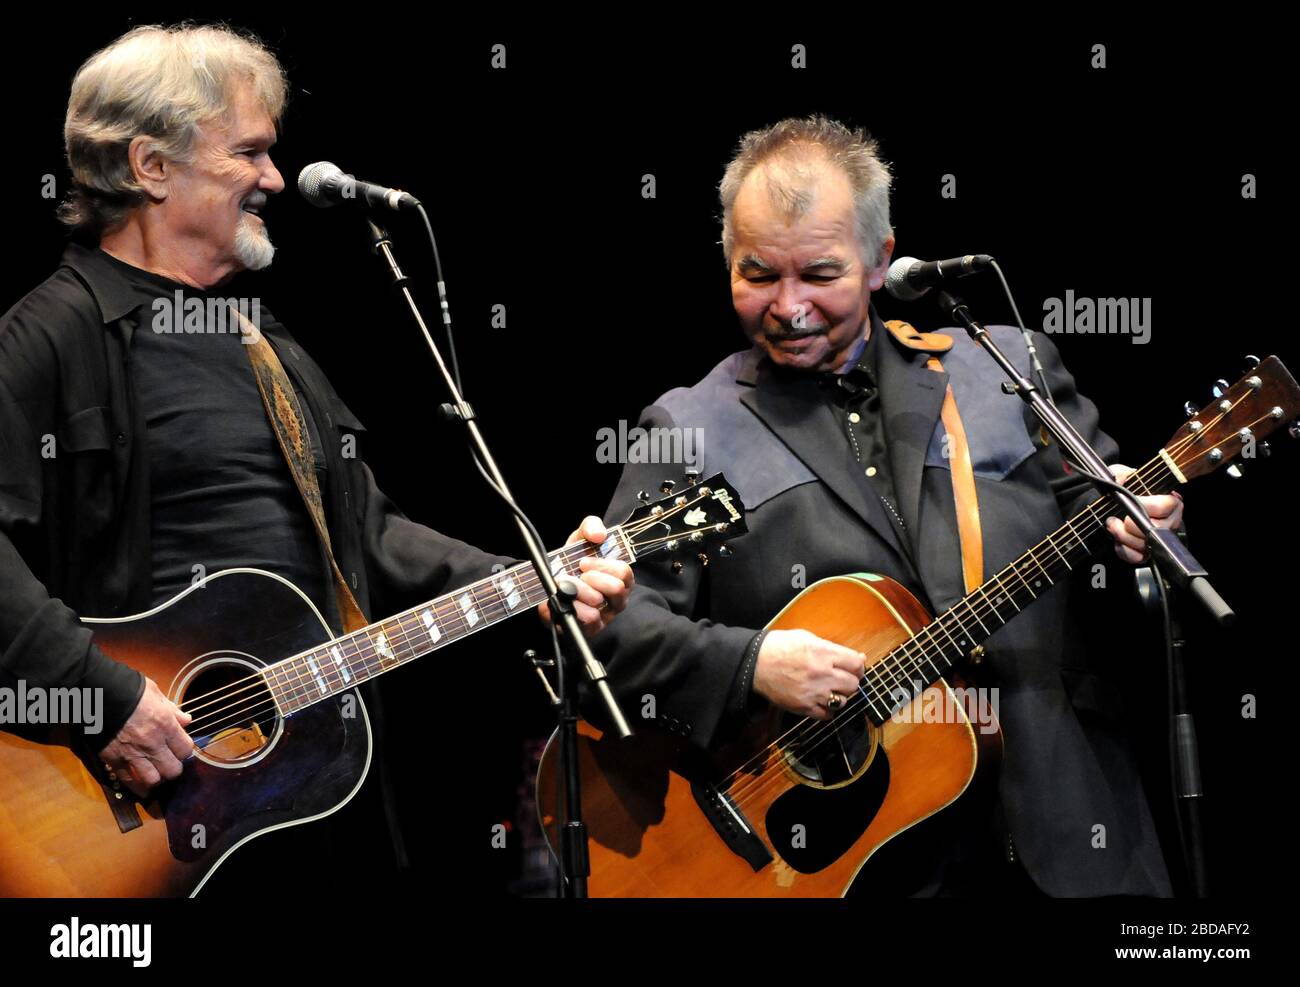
[[781, 711, 876, 787], [180, 657, 282, 767]]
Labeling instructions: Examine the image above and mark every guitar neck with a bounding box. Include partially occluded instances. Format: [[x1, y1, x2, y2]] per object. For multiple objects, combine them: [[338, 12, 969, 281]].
[[858, 450, 1180, 723], [264, 529, 635, 715]]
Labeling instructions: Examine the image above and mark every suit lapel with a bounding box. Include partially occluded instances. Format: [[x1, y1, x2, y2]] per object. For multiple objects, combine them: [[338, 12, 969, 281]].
[[875, 315, 948, 541], [736, 349, 913, 568]]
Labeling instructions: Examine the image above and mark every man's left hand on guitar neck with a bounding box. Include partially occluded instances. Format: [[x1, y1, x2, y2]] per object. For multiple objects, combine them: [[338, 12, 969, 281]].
[[537, 516, 635, 638], [1104, 464, 1187, 565]]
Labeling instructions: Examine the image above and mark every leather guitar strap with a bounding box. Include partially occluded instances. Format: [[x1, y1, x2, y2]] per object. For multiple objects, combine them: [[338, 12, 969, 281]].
[[231, 306, 370, 634], [883, 320, 983, 593]]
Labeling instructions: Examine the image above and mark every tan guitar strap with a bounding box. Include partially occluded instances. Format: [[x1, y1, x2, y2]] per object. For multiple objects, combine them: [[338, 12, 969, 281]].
[[231, 307, 370, 634], [883, 320, 984, 593]]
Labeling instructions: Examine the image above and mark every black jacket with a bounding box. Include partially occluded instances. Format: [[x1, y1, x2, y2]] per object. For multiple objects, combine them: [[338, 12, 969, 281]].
[[0, 244, 512, 741], [589, 309, 1173, 897]]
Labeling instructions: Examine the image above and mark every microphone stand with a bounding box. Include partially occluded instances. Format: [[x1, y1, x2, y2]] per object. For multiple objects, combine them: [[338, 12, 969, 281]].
[[1135, 550, 1210, 897], [365, 220, 631, 898], [933, 289, 1224, 897]]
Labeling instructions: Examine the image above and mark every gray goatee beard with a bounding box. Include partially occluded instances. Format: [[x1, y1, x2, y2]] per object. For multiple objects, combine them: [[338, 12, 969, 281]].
[[234, 215, 275, 270]]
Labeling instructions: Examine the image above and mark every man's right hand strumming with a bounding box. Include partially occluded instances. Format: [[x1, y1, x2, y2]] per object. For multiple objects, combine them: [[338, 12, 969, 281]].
[[753, 629, 869, 721], [97, 677, 194, 798]]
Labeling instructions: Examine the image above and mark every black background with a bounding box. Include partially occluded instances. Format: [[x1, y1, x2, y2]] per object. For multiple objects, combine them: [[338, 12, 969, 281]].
[[2, 13, 1289, 910]]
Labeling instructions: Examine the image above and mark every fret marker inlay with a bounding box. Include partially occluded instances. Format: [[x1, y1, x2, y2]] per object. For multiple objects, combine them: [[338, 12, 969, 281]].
[[498, 576, 521, 610], [306, 655, 327, 695], [421, 609, 441, 643], [330, 645, 352, 684]]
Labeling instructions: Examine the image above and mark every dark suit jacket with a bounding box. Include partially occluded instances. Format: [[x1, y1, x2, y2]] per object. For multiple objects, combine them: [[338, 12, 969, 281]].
[[589, 309, 1173, 897]]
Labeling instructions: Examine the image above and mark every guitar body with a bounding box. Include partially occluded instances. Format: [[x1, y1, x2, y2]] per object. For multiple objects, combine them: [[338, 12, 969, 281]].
[[538, 573, 1003, 896], [0, 472, 753, 897], [0, 568, 370, 897]]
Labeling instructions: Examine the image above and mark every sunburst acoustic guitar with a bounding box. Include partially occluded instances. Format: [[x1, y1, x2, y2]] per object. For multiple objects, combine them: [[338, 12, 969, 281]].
[[0, 475, 747, 896]]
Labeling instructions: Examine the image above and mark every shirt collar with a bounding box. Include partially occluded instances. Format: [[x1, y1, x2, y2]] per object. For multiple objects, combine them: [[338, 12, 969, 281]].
[[58, 243, 286, 345], [832, 325, 870, 375], [59, 242, 146, 324], [824, 309, 883, 389]]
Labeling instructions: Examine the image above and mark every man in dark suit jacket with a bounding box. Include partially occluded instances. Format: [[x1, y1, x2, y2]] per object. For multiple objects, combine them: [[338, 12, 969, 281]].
[[588, 116, 1183, 897]]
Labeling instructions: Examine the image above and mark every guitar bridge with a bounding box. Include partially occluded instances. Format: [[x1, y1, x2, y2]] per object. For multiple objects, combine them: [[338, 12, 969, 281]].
[[690, 780, 772, 872]]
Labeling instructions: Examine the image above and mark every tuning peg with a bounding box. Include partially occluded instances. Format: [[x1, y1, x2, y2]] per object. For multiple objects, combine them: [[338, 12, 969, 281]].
[[671, 560, 684, 574], [685, 469, 701, 486], [718, 544, 733, 558], [1244, 354, 1261, 371], [1290, 420, 1300, 441], [1227, 464, 1244, 479], [636, 490, 651, 504], [1259, 441, 1272, 458], [1183, 400, 1199, 418], [697, 553, 710, 567], [660, 480, 675, 494], [1211, 379, 1231, 399]]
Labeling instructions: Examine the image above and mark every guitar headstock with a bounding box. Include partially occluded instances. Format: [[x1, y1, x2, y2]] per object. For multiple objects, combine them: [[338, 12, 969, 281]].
[[1164, 355, 1300, 482], [617, 472, 748, 565]]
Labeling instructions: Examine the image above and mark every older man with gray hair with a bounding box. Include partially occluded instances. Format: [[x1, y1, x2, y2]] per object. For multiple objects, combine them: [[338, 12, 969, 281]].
[[0, 23, 632, 885], [589, 114, 1183, 897]]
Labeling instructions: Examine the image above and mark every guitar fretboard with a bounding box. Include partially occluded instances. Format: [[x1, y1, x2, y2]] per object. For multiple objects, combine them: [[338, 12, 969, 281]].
[[263, 529, 633, 714], [852, 455, 1175, 724]]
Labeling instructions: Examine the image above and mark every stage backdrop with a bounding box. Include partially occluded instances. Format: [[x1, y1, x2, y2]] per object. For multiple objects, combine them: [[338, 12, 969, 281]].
[[3, 16, 1285, 898]]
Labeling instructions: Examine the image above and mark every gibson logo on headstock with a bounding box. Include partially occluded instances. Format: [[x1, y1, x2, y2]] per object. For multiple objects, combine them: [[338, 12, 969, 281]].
[[711, 488, 741, 523]]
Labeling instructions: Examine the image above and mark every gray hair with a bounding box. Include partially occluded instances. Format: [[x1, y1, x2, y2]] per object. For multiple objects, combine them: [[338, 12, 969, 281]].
[[59, 23, 288, 239], [718, 115, 893, 267]]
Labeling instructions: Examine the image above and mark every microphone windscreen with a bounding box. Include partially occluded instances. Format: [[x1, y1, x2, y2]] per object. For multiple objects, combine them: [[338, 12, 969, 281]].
[[884, 256, 926, 301], [298, 161, 342, 208]]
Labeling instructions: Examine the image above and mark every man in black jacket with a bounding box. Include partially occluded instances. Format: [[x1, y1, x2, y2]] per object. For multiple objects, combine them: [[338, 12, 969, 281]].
[[589, 116, 1183, 897], [0, 24, 632, 854]]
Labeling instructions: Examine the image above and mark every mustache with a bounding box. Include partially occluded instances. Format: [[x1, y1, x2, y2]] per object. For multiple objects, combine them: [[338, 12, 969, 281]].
[[766, 324, 829, 340]]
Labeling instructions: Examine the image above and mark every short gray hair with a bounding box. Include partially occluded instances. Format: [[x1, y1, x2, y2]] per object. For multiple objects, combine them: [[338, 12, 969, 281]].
[[718, 115, 893, 266], [59, 23, 289, 239]]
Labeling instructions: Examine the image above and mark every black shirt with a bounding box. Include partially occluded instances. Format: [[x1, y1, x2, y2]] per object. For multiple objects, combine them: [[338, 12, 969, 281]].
[[99, 251, 329, 609], [818, 325, 914, 562], [0, 243, 513, 741]]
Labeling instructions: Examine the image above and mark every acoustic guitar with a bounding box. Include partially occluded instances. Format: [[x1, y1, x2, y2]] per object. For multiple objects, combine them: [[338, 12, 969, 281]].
[[0, 475, 746, 896], [537, 356, 1300, 896]]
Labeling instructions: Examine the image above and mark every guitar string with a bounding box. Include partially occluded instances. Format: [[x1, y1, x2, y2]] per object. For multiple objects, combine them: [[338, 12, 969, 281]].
[[177, 486, 708, 721], [722, 455, 1170, 811], [184, 420, 1184, 746], [178, 550, 598, 742], [780, 402, 1272, 759], [176, 546, 592, 738], [719, 442, 1202, 809], [178, 397, 1251, 752], [721, 460, 1172, 809], [179, 507, 703, 742], [720, 397, 1268, 804], [175, 491, 715, 744]]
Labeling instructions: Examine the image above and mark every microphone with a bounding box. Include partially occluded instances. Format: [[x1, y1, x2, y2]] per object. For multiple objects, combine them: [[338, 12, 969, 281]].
[[297, 161, 421, 211], [884, 254, 995, 301]]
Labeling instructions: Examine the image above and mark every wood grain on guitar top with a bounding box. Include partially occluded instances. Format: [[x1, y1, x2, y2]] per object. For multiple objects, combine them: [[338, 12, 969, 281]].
[[539, 574, 1003, 897], [0, 569, 369, 897]]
